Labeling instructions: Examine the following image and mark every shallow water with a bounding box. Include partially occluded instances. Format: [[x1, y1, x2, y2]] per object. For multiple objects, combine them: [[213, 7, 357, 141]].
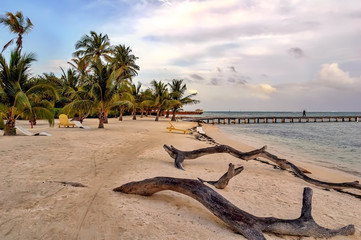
[[200, 112, 361, 177]]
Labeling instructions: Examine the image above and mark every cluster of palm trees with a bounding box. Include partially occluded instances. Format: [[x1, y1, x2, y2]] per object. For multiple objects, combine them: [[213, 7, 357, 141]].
[[0, 11, 199, 135]]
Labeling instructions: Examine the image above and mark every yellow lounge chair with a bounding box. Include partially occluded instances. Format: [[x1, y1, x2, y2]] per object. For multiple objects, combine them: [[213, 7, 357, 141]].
[[166, 122, 190, 134], [58, 114, 76, 128]]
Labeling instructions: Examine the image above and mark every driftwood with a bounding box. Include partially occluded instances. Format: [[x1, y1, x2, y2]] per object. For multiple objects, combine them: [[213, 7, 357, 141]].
[[198, 163, 244, 189], [113, 177, 355, 240], [49, 181, 87, 188], [163, 144, 361, 191]]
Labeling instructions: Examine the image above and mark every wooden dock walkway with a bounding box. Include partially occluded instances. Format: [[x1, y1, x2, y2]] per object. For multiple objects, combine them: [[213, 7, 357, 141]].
[[181, 116, 360, 124]]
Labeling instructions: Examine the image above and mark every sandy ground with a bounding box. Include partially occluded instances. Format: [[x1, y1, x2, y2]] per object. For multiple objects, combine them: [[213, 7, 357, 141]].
[[0, 116, 360, 240]]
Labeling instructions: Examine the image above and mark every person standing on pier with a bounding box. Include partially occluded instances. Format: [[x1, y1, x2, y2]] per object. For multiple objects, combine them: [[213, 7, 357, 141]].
[[303, 110, 306, 117]]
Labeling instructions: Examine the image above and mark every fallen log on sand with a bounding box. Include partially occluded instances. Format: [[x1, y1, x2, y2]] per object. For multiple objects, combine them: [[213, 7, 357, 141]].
[[114, 177, 355, 240], [163, 144, 361, 191]]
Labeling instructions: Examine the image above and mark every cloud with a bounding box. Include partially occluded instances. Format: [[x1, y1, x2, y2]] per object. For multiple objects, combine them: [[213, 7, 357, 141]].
[[188, 89, 198, 94], [228, 66, 237, 72], [317, 63, 356, 88], [33, 59, 69, 74], [246, 83, 277, 99], [227, 76, 249, 84], [189, 74, 204, 80], [287, 47, 304, 58], [210, 78, 220, 85]]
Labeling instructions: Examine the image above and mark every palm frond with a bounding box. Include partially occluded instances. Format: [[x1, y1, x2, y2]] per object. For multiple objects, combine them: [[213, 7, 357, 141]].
[[14, 90, 31, 112], [30, 107, 55, 126]]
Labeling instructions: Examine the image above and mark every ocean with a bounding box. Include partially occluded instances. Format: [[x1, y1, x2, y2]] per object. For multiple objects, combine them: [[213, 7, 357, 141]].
[[197, 111, 361, 177]]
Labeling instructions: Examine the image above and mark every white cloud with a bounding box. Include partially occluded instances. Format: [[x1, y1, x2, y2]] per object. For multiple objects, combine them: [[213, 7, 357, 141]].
[[317, 63, 356, 88], [245, 83, 277, 99], [188, 89, 198, 94]]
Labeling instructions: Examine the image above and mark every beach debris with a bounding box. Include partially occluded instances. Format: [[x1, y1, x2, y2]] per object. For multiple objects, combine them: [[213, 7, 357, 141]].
[[49, 181, 87, 188], [113, 177, 355, 240], [163, 144, 361, 192], [198, 163, 244, 189], [163, 144, 267, 170]]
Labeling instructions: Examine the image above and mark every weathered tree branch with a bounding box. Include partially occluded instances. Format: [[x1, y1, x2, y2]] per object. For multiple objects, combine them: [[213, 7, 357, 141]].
[[49, 181, 87, 188], [163, 144, 361, 191], [198, 163, 244, 189], [163, 144, 267, 170], [113, 177, 355, 240]]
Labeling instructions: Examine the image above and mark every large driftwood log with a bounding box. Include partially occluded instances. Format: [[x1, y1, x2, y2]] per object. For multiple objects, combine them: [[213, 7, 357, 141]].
[[198, 163, 244, 189], [113, 177, 355, 240], [163, 144, 267, 170], [163, 144, 361, 191]]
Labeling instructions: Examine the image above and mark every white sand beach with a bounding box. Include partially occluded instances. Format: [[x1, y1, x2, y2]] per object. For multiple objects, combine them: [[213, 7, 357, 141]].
[[0, 116, 360, 240]]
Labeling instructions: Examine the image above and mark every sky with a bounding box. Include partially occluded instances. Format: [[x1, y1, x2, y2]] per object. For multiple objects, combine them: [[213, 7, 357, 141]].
[[1, 0, 361, 111]]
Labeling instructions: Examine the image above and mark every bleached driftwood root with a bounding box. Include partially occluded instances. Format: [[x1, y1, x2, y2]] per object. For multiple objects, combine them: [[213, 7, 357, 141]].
[[198, 163, 244, 189], [113, 177, 355, 240], [163, 144, 361, 191]]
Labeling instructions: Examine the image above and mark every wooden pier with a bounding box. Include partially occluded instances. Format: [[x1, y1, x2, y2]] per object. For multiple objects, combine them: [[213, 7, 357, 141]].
[[181, 116, 360, 124]]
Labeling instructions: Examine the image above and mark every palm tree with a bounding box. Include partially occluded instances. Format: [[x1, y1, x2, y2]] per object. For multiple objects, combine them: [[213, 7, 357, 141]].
[[116, 81, 133, 121], [168, 79, 199, 121], [148, 80, 171, 121], [73, 31, 112, 63], [67, 57, 90, 84], [111, 44, 140, 81], [0, 11, 33, 54], [73, 59, 124, 128], [59, 67, 91, 123], [0, 51, 55, 135]]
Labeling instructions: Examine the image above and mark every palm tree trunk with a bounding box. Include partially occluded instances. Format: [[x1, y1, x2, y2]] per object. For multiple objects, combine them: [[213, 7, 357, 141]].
[[155, 110, 160, 121], [119, 108, 123, 121], [141, 110, 144, 118], [171, 107, 177, 121], [98, 111, 105, 128], [133, 108, 137, 120], [104, 110, 108, 124], [166, 109, 170, 118], [4, 118, 16, 136]]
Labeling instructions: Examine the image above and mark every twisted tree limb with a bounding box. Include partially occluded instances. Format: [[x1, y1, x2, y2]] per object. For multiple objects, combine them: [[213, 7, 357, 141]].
[[163, 144, 267, 170], [113, 177, 355, 240], [163, 144, 361, 191], [198, 163, 244, 189]]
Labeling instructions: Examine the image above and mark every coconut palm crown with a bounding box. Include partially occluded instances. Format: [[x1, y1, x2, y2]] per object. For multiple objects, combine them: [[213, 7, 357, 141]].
[[168, 79, 199, 121], [0, 11, 33, 54], [73, 31, 112, 63]]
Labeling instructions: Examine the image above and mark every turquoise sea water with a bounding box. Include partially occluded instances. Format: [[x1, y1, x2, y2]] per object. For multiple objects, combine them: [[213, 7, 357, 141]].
[[198, 112, 361, 177]]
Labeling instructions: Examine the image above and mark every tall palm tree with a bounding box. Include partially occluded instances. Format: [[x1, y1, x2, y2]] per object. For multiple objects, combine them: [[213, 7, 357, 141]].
[[168, 79, 199, 121], [73, 31, 112, 63], [0, 11, 33, 54], [67, 57, 90, 84], [111, 44, 140, 81], [148, 80, 171, 121], [89, 60, 126, 128], [0, 51, 55, 135]]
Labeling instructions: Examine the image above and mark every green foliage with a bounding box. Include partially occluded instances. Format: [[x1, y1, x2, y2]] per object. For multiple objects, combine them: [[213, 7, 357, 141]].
[[0, 11, 33, 54], [0, 118, 4, 130]]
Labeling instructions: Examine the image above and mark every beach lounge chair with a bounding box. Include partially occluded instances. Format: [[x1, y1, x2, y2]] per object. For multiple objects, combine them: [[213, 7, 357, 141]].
[[58, 114, 75, 128], [16, 126, 51, 136], [196, 126, 205, 134], [73, 121, 90, 129], [166, 122, 190, 134]]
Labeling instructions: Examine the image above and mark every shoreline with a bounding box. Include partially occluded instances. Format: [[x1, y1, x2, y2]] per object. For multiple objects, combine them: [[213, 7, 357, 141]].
[[0, 117, 360, 239], [202, 123, 361, 183]]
